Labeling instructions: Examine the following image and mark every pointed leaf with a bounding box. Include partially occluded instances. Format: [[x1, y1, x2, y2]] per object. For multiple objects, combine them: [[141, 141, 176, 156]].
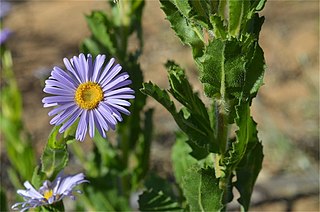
[[235, 141, 263, 211]]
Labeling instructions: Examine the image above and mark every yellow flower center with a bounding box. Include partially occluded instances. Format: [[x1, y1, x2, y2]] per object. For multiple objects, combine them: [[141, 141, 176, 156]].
[[74, 82, 104, 110], [43, 189, 53, 200]]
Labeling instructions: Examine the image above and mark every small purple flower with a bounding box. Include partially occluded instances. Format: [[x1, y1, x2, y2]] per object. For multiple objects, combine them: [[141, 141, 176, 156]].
[[0, 28, 11, 44], [11, 172, 89, 212], [42, 53, 135, 141]]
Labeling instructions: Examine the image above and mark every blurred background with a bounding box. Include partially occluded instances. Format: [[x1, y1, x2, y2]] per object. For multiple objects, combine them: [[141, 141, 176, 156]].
[[1, 0, 319, 211]]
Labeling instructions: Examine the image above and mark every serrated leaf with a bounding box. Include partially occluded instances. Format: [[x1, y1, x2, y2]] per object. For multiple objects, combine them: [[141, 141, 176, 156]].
[[141, 82, 217, 153], [223, 102, 257, 169], [166, 61, 208, 119], [235, 141, 263, 211], [209, 14, 227, 39], [160, 0, 204, 58], [138, 189, 182, 211], [182, 166, 223, 211], [171, 0, 192, 18]]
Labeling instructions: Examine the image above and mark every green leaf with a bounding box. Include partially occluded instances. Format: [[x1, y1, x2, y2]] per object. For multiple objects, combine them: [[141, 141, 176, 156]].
[[172, 133, 198, 186], [228, 0, 250, 37], [138, 189, 182, 211], [198, 38, 245, 99], [235, 141, 263, 211], [41, 126, 69, 178], [209, 14, 227, 40], [243, 40, 266, 99], [166, 61, 209, 121], [141, 82, 217, 154], [84, 11, 116, 55], [223, 102, 257, 169], [171, 0, 192, 18], [160, 0, 204, 58], [182, 166, 223, 211]]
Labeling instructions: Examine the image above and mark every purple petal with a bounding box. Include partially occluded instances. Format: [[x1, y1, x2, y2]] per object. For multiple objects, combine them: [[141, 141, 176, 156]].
[[43, 87, 74, 96], [106, 94, 135, 99], [88, 110, 95, 138], [99, 64, 122, 86], [48, 102, 75, 116], [59, 108, 82, 133], [107, 99, 131, 107], [76, 110, 88, 141], [104, 87, 134, 97], [54, 105, 79, 125], [51, 67, 78, 89], [63, 57, 81, 83], [108, 102, 130, 116], [91, 54, 106, 82]]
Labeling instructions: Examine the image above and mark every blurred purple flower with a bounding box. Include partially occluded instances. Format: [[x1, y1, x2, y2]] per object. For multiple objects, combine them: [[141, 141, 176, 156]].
[[42, 53, 134, 141], [11, 172, 88, 212], [0, 0, 11, 18], [0, 28, 11, 44]]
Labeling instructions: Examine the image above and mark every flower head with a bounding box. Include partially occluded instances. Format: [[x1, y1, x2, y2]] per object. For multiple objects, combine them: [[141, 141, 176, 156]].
[[42, 53, 135, 141], [12, 172, 88, 212]]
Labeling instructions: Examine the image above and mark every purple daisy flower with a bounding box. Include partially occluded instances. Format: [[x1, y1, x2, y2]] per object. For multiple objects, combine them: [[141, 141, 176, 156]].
[[42, 53, 135, 141], [11, 172, 89, 212]]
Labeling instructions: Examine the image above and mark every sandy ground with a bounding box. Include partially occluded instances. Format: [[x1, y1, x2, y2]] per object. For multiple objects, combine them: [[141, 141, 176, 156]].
[[2, 0, 319, 211]]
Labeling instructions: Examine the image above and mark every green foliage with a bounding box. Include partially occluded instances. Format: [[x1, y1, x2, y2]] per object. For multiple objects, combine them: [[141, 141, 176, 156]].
[[0, 50, 36, 184], [159, 0, 204, 58], [182, 166, 223, 211], [40, 126, 70, 179], [79, 174, 131, 211], [141, 62, 218, 156], [142, 0, 267, 210], [235, 141, 263, 211], [138, 189, 182, 211], [3, 0, 268, 211]]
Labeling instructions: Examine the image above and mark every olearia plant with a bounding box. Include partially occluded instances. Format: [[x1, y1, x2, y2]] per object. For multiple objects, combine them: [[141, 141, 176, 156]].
[[2, 0, 267, 211], [140, 0, 267, 211]]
